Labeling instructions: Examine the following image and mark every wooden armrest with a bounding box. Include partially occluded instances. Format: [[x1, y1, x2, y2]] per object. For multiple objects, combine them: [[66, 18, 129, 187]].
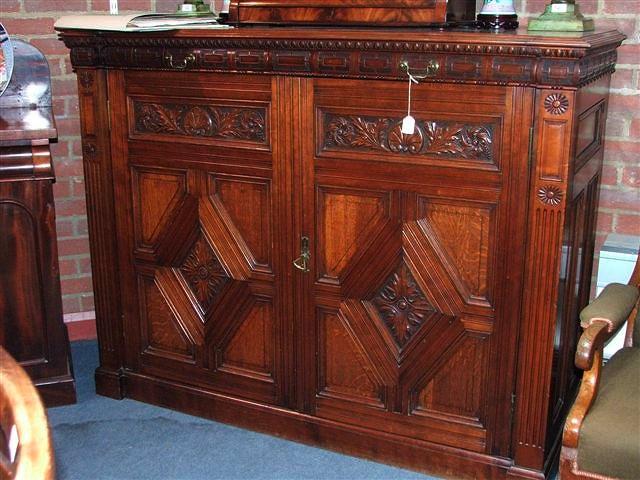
[[562, 309, 629, 454], [574, 321, 611, 371], [563, 321, 611, 450]]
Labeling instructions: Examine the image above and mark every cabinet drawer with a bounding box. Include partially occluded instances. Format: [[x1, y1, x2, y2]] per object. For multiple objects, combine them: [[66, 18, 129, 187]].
[[124, 71, 272, 152], [314, 79, 508, 173]]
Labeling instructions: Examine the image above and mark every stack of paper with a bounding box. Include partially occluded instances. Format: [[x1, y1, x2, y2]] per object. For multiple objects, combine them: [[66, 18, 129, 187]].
[[55, 13, 232, 32]]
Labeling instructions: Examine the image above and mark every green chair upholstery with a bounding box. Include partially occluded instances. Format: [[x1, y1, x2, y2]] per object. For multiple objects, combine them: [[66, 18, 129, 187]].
[[561, 256, 640, 480], [577, 347, 640, 479], [580, 283, 639, 332]]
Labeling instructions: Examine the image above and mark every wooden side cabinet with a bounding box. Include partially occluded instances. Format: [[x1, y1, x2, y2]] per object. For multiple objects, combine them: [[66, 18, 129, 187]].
[[0, 40, 76, 407], [57, 27, 624, 478]]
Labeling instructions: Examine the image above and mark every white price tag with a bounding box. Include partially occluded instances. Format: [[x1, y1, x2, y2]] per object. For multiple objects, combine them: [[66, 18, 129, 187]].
[[9, 425, 19, 462], [401, 115, 416, 135], [551, 3, 569, 13]]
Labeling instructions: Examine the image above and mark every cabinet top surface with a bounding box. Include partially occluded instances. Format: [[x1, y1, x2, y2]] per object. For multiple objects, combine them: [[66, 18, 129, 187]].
[[58, 26, 624, 51]]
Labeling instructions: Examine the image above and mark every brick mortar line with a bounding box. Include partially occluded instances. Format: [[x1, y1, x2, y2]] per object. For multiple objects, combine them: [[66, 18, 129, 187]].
[[57, 253, 92, 259], [60, 273, 93, 280], [56, 232, 89, 238], [599, 184, 640, 192], [603, 136, 640, 141], [53, 198, 89, 203], [609, 89, 640, 94], [599, 208, 640, 215]]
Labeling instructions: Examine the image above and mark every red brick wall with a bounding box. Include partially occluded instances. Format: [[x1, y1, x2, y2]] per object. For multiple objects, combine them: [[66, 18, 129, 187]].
[[515, 1, 640, 277], [2, 0, 638, 317]]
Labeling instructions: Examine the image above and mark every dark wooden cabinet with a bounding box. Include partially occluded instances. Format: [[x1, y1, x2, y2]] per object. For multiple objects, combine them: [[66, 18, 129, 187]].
[[58, 26, 624, 478], [0, 40, 76, 407]]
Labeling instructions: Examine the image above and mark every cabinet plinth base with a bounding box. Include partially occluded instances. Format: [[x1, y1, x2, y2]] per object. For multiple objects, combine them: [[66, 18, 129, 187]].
[[114, 371, 542, 480], [36, 376, 77, 407], [95, 367, 125, 399]]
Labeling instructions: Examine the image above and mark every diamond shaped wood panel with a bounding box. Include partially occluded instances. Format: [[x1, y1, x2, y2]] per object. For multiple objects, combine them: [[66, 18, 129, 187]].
[[372, 262, 435, 347], [311, 183, 495, 448], [179, 232, 229, 313]]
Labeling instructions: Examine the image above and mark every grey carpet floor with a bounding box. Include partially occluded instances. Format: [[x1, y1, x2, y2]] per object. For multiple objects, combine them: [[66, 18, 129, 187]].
[[47, 341, 440, 480]]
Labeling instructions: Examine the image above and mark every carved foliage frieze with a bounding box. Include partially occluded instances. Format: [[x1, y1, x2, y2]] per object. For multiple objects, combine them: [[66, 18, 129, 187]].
[[323, 114, 493, 161], [372, 263, 434, 347], [133, 100, 267, 143]]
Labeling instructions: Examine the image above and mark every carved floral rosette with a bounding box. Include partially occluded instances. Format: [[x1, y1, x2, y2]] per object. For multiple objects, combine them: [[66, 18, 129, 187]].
[[372, 263, 434, 347]]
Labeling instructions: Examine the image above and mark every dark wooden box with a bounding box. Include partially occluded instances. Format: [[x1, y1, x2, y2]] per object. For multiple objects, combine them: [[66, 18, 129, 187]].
[[228, 0, 477, 26]]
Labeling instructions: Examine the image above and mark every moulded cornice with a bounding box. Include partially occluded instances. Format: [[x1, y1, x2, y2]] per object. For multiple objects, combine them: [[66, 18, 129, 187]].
[[58, 29, 625, 88]]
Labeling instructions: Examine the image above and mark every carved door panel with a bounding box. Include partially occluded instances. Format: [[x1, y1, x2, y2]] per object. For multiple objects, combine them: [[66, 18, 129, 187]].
[[299, 79, 530, 454], [109, 71, 288, 405]]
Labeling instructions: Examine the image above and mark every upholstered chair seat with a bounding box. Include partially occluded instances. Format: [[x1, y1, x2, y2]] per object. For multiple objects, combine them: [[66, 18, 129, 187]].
[[561, 264, 640, 480], [577, 346, 640, 479]]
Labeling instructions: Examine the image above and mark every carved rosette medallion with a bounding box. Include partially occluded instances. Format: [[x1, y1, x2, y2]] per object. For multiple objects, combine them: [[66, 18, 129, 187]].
[[179, 234, 229, 311], [82, 141, 97, 161], [324, 114, 493, 161], [544, 94, 569, 115], [134, 101, 266, 143], [372, 263, 434, 347], [536, 185, 564, 206], [78, 71, 94, 89]]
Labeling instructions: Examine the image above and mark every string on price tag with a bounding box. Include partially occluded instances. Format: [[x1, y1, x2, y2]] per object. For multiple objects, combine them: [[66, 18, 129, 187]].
[[401, 72, 420, 135]]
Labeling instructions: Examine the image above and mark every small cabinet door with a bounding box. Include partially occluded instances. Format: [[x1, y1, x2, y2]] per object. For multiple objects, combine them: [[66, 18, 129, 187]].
[[109, 71, 291, 406], [298, 78, 531, 454]]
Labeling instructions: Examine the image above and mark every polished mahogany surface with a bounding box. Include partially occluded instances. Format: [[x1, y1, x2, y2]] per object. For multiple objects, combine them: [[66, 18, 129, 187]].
[[57, 25, 623, 478], [0, 40, 76, 407], [227, 0, 476, 26]]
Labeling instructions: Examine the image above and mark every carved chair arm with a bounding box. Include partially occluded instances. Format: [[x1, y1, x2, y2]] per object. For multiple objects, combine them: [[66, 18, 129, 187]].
[[563, 322, 609, 450], [575, 321, 611, 371]]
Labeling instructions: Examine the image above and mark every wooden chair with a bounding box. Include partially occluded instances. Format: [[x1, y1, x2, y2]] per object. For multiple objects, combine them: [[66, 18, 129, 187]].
[[0, 347, 54, 480], [560, 257, 640, 479]]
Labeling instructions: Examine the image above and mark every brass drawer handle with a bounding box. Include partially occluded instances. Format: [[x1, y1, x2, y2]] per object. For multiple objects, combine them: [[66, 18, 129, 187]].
[[293, 236, 311, 272], [399, 60, 439, 78], [164, 52, 196, 70]]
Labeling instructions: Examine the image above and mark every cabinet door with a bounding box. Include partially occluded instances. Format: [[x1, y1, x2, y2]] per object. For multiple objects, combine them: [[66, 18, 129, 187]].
[[299, 78, 530, 454], [109, 71, 289, 406]]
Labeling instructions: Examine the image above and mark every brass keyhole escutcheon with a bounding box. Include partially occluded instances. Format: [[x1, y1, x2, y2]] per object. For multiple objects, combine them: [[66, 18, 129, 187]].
[[293, 236, 311, 272]]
